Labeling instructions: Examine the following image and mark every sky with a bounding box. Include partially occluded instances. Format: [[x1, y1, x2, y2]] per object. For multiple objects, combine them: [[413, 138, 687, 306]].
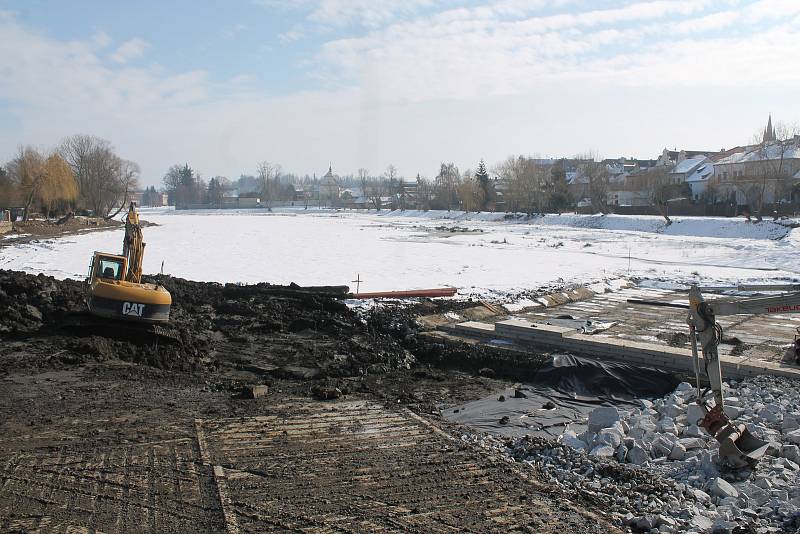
[[1, 0, 799, 187]]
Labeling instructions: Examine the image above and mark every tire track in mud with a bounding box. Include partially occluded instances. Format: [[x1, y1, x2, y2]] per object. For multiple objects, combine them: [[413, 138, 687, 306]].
[[196, 399, 618, 534]]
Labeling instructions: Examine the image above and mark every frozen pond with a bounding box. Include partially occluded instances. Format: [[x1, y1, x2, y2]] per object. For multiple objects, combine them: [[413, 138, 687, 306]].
[[1, 208, 798, 299]]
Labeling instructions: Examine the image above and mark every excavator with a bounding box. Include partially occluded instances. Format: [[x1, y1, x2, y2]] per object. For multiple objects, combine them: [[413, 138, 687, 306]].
[[85, 203, 172, 323], [684, 284, 800, 468]]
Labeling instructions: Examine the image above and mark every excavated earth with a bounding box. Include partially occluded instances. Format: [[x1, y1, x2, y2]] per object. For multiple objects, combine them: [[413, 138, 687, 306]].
[[0, 270, 618, 533]]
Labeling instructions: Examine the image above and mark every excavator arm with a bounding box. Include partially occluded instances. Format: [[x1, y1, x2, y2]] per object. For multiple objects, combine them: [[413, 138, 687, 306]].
[[686, 285, 800, 467], [122, 203, 145, 284]]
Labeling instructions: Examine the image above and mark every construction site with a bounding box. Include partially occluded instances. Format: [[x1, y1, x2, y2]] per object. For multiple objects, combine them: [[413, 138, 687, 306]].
[[1, 208, 800, 533]]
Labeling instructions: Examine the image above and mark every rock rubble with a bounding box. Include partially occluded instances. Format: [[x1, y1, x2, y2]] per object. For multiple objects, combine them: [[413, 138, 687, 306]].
[[471, 375, 800, 533]]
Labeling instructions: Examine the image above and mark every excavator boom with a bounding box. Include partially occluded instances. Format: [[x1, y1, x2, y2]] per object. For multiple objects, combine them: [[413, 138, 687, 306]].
[[686, 285, 795, 468], [122, 203, 145, 284], [703, 291, 800, 316]]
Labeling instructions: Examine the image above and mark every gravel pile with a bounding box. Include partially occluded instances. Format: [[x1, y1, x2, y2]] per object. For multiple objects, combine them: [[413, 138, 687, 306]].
[[468, 375, 800, 533]]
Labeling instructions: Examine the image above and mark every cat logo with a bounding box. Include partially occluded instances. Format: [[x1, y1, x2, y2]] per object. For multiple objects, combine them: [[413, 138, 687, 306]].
[[122, 302, 145, 317]]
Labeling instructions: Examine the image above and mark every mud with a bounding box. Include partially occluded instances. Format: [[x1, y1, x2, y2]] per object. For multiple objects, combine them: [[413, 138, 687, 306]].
[[0, 270, 618, 533], [0, 270, 418, 376]]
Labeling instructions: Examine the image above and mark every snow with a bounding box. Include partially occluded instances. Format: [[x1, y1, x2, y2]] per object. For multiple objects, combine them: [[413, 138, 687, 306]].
[[1, 208, 799, 300], [672, 156, 708, 174], [686, 163, 713, 183], [716, 142, 800, 164]]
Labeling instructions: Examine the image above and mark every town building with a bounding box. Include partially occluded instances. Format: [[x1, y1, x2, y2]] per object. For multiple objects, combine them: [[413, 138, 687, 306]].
[[319, 165, 340, 207], [713, 138, 800, 205]]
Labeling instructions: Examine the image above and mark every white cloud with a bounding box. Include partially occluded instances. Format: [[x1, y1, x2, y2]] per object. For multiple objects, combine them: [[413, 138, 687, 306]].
[[253, 0, 447, 28], [279, 28, 305, 43], [92, 31, 112, 48], [1, 2, 798, 186], [314, 0, 800, 102], [110, 37, 150, 63]]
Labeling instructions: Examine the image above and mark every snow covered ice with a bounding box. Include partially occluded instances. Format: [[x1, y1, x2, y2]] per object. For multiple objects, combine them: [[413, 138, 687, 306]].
[[1, 209, 798, 304]]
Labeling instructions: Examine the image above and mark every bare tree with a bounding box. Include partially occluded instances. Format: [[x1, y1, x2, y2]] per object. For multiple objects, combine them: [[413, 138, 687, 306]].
[[257, 161, 282, 210], [362, 177, 386, 211], [640, 165, 677, 225], [577, 159, 610, 214], [434, 162, 460, 211], [384, 164, 404, 210], [0, 165, 18, 207], [416, 174, 433, 210], [358, 168, 371, 210], [458, 169, 485, 212], [59, 135, 138, 216], [497, 156, 547, 215]]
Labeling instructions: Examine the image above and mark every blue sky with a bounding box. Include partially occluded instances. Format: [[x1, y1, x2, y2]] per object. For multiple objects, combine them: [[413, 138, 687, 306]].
[[1, 0, 799, 186]]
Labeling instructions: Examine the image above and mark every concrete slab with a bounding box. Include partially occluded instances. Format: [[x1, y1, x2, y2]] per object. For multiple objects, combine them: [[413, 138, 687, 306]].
[[450, 317, 800, 381]]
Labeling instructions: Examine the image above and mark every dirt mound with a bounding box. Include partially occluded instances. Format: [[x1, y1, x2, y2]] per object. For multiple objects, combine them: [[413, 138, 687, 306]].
[[0, 270, 85, 335], [0, 270, 418, 377]]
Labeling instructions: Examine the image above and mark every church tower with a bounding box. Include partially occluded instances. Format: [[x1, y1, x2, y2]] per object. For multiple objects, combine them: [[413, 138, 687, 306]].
[[763, 114, 776, 143]]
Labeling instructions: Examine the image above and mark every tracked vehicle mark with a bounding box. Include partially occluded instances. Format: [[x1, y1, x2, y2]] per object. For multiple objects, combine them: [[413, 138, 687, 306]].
[[0, 437, 223, 533], [197, 400, 613, 533]]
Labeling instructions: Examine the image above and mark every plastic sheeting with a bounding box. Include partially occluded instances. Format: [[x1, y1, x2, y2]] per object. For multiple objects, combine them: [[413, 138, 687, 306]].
[[444, 353, 680, 439]]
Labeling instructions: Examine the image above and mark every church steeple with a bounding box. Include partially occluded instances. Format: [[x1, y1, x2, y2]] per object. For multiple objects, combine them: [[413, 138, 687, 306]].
[[763, 114, 776, 143]]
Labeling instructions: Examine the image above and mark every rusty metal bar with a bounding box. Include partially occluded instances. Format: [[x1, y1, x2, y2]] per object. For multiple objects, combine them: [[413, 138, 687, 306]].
[[351, 287, 457, 299]]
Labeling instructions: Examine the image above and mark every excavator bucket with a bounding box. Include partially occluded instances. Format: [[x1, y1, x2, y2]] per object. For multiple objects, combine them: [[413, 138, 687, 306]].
[[717, 423, 770, 469]]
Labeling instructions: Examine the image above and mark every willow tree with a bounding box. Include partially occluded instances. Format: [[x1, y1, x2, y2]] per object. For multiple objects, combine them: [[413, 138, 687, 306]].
[[40, 154, 78, 218], [7, 147, 77, 219]]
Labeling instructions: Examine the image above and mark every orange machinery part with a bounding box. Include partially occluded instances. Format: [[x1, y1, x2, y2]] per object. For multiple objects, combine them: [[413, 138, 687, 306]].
[[352, 287, 457, 299]]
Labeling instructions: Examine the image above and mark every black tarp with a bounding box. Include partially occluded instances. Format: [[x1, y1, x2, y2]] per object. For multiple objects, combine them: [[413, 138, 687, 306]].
[[444, 353, 680, 439]]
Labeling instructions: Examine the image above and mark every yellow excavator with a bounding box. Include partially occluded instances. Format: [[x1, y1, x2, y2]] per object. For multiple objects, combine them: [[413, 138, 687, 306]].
[[86, 203, 171, 323]]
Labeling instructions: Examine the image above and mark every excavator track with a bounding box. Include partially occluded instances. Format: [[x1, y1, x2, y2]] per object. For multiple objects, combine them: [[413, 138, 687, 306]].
[[56, 312, 182, 344]]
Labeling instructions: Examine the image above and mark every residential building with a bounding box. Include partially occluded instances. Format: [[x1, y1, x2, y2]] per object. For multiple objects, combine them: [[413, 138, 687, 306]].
[[607, 189, 650, 207], [713, 139, 800, 205], [685, 162, 714, 200]]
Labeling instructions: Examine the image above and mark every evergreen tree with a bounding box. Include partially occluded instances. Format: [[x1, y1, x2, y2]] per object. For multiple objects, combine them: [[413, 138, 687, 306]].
[[475, 159, 493, 210], [548, 158, 571, 213]]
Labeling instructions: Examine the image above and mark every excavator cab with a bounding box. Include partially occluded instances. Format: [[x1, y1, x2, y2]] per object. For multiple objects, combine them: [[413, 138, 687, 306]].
[[93, 254, 125, 281], [85, 204, 171, 323]]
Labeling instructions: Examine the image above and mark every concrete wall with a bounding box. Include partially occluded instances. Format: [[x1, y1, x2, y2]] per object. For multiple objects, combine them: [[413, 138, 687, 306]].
[[452, 319, 800, 381]]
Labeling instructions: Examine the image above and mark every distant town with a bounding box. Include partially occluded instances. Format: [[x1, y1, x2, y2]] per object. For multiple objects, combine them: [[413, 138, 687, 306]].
[[2, 116, 799, 224]]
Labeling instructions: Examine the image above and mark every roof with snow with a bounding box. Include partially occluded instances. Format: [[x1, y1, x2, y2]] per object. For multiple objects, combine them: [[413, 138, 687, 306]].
[[686, 162, 714, 183], [716, 142, 800, 165], [672, 156, 708, 174]]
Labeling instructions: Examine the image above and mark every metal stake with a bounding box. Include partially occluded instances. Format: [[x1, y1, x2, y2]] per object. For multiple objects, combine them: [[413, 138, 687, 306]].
[[351, 274, 362, 295]]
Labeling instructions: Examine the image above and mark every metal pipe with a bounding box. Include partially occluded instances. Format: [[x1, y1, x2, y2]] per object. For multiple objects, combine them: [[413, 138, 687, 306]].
[[351, 288, 457, 299], [626, 298, 690, 309]]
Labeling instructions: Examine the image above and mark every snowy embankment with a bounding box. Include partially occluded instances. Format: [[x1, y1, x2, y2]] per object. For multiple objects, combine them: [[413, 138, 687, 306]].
[[483, 376, 800, 532], [377, 209, 797, 240]]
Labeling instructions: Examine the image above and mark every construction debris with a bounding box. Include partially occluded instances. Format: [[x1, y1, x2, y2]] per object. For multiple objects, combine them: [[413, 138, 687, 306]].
[[550, 375, 800, 532]]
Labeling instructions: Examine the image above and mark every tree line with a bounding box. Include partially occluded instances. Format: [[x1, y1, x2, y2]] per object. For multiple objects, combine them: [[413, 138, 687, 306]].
[[157, 156, 588, 214], [0, 135, 139, 220], [5, 119, 796, 222]]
